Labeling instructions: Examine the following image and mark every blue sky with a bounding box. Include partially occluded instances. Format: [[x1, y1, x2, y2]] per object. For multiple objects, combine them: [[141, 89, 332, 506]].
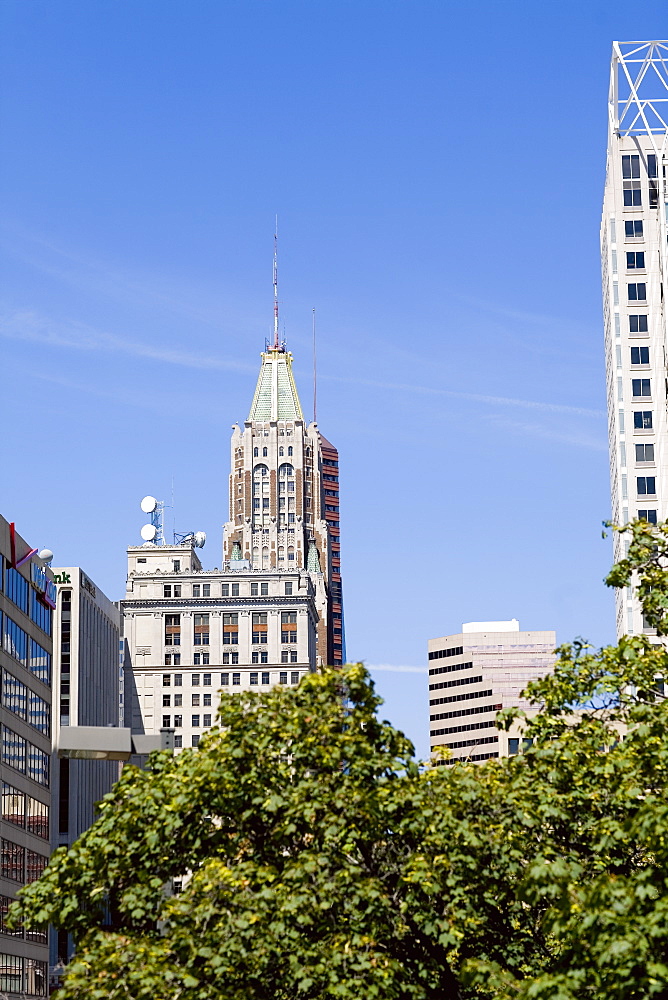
[[1, 1, 664, 759]]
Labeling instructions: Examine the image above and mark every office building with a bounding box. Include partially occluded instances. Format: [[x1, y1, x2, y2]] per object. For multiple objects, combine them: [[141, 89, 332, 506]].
[[51, 568, 122, 971], [123, 334, 345, 747], [0, 515, 54, 997], [601, 41, 668, 637], [428, 620, 556, 764]]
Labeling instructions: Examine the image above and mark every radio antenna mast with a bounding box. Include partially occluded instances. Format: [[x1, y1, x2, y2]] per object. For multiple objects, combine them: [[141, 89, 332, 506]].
[[273, 217, 280, 349], [312, 307, 317, 423]]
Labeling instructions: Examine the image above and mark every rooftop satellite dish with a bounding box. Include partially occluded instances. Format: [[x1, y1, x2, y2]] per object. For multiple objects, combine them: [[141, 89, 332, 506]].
[[194, 531, 206, 548], [140, 524, 157, 541], [140, 496, 158, 514], [38, 549, 54, 564]]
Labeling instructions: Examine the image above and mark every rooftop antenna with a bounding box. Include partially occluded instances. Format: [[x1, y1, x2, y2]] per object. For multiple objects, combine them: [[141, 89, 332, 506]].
[[312, 307, 317, 423], [273, 216, 280, 350]]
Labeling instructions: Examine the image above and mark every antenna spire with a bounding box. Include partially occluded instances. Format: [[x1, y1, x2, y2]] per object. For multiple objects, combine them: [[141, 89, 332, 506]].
[[312, 307, 317, 423], [273, 217, 280, 350]]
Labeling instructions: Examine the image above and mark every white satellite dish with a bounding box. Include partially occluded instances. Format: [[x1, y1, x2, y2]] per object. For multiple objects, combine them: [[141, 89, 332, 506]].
[[194, 531, 206, 548], [38, 549, 54, 563], [140, 496, 158, 514], [141, 524, 157, 541]]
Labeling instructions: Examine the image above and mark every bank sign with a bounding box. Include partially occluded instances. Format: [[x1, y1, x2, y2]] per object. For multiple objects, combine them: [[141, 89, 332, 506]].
[[30, 563, 57, 609]]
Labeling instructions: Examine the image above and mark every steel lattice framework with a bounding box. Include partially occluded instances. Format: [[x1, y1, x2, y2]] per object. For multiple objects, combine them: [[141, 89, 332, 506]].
[[610, 41, 668, 139]]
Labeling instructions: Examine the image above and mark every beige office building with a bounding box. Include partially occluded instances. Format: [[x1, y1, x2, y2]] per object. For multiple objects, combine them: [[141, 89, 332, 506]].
[[601, 41, 668, 637], [428, 620, 556, 764]]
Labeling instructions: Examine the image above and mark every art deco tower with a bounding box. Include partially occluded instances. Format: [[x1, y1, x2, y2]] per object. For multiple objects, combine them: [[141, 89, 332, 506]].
[[222, 250, 344, 666], [602, 41, 668, 638]]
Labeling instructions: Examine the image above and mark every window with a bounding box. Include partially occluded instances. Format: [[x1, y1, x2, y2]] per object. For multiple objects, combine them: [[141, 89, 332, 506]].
[[2, 728, 26, 774], [162, 715, 170, 727], [638, 509, 658, 524], [251, 583, 259, 596], [194, 614, 209, 646], [631, 346, 650, 364], [232, 583, 239, 597], [628, 283, 647, 301], [202, 584, 210, 597], [632, 379, 651, 397], [3, 672, 26, 721], [223, 613, 238, 644], [30, 592, 51, 636], [192, 694, 200, 707], [162, 695, 171, 707], [203, 672, 211, 685], [262, 447, 268, 457], [174, 715, 182, 727], [165, 615, 181, 646], [232, 673, 240, 686], [622, 154, 640, 178], [203, 693, 211, 706], [281, 611, 297, 643], [6, 569, 28, 612], [173, 560, 181, 572], [252, 613, 267, 644], [174, 694, 182, 706], [625, 220, 644, 238], [192, 585, 200, 597], [627, 251, 645, 269], [287, 446, 293, 456], [636, 443, 654, 462], [254, 447, 258, 457], [29, 641, 50, 685], [192, 674, 200, 686], [163, 674, 171, 686], [174, 735, 182, 748], [231, 652, 239, 664], [26, 797, 48, 839], [629, 314, 648, 333], [1, 840, 23, 882], [191, 715, 200, 728], [634, 411, 652, 429], [262, 671, 270, 685], [174, 674, 182, 686], [637, 477, 656, 495], [203, 714, 211, 727], [193, 653, 200, 665], [261, 582, 268, 596], [192, 735, 200, 747], [291, 672, 299, 685], [281, 650, 289, 663], [3, 617, 27, 666], [279, 672, 288, 685], [285, 583, 293, 596], [250, 672, 258, 685], [222, 584, 229, 596], [290, 649, 298, 663], [163, 585, 171, 598], [221, 673, 229, 685]]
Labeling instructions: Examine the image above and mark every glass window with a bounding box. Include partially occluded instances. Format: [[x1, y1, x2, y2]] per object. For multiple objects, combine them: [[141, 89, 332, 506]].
[[5, 569, 28, 613], [625, 220, 643, 238], [261, 582, 268, 596], [25, 850, 47, 883], [281, 611, 298, 643], [164, 615, 181, 646], [203, 693, 211, 706], [221, 673, 229, 685], [623, 181, 641, 206], [203, 714, 211, 727], [232, 673, 240, 686], [192, 694, 200, 706], [28, 692, 50, 736], [192, 585, 200, 597], [3, 617, 27, 666], [2, 784, 24, 829], [3, 672, 27, 720], [628, 283, 647, 301], [193, 653, 200, 665], [637, 477, 656, 496], [26, 797, 48, 839], [28, 745, 49, 786], [231, 652, 239, 664], [632, 379, 651, 397], [251, 583, 259, 596], [1, 840, 23, 881], [174, 673, 182, 686], [638, 509, 658, 524], [2, 728, 26, 774], [202, 584, 210, 597], [634, 411, 653, 429], [30, 593, 51, 636], [162, 695, 171, 707], [174, 735, 182, 748], [192, 674, 200, 686], [291, 671, 299, 685], [636, 444, 654, 462], [631, 346, 649, 364], [222, 584, 229, 596], [622, 154, 640, 178], [163, 674, 171, 686], [252, 613, 268, 644], [232, 583, 239, 597], [250, 672, 258, 685], [29, 641, 51, 685], [174, 694, 182, 706], [191, 715, 200, 727], [629, 314, 648, 333], [192, 735, 200, 747], [174, 715, 182, 727], [163, 585, 172, 598], [279, 671, 288, 685], [648, 154, 658, 178], [285, 583, 293, 596], [162, 715, 170, 727], [203, 673, 211, 685], [261, 671, 270, 685], [627, 251, 645, 269], [0, 896, 23, 938], [0, 952, 23, 993]]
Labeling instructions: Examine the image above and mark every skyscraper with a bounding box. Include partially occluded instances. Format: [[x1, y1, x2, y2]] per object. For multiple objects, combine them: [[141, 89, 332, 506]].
[[602, 41, 668, 638], [123, 275, 345, 747]]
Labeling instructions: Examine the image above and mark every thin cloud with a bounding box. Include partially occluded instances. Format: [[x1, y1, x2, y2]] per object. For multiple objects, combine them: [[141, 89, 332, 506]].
[[321, 373, 604, 418], [0, 308, 255, 374], [488, 416, 608, 452]]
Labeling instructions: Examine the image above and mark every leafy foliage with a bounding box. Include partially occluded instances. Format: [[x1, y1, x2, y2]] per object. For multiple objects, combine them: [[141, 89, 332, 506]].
[[14, 520, 668, 998]]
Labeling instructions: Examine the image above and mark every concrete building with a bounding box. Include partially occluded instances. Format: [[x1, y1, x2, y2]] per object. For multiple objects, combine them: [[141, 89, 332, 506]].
[[123, 336, 345, 747], [50, 568, 122, 971], [428, 620, 556, 765], [0, 515, 54, 997], [601, 41, 668, 637]]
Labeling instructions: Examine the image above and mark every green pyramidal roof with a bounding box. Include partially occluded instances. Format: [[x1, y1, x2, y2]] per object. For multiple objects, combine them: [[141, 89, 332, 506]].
[[248, 349, 304, 422]]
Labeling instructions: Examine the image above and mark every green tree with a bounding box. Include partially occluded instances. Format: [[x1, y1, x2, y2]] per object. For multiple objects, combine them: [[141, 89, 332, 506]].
[[14, 519, 668, 998]]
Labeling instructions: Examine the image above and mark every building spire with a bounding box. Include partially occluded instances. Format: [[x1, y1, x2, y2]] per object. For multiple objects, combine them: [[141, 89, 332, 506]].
[[273, 217, 280, 350]]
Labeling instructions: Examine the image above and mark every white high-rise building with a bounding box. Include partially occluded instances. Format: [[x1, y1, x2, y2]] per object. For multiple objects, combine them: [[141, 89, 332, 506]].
[[602, 41, 668, 637]]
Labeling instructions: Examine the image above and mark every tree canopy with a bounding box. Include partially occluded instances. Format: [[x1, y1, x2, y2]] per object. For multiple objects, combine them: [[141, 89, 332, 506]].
[[14, 519, 668, 999]]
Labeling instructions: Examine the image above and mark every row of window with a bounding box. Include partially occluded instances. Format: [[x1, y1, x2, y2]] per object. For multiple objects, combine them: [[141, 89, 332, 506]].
[[3, 567, 53, 636], [0, 952, 47, 996], [252, 446, 294, 456], [1, 839, 48, 884], [429, 702, 502, 719], [428, 660, 473, 677], [428, 674, 483, 693], [165, 651, 298, 666], [427, 718, 497, 736], [439, 734, 499, 751], [0, 896, 46, 943], [428, 688, 493, 708], [162, 582, 296, 598], [2, 615, 52, 685], [2, 671, 50, 735], [164, 611, 299, 646], [162, 668, 302, 687], [2, 726, 49, 786], [435, 751, 499, 766], [1, 782, 49, 840], [428, 645, 464, 661]]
